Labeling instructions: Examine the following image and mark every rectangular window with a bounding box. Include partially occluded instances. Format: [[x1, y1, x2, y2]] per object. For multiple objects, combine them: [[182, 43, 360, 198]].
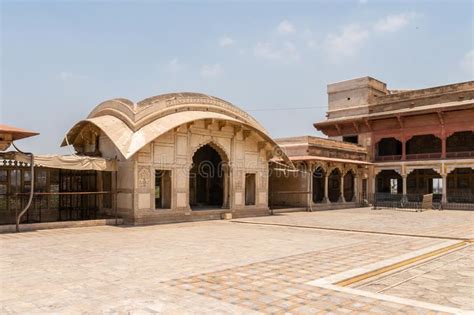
[[49, 169, 60, 210], [432, 178, 442, 194], [0, 170, 7, 211], [36, 169, 48, 209], [102, 172, 112, 208], [390, 178, 398, 194], [342, 135, 358, 144], [155, 170, 171, 209], [245, 173, 256, 206]]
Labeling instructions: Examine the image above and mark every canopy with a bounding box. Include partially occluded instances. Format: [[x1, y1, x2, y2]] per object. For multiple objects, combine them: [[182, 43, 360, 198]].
[[1, 152, 116, 171]]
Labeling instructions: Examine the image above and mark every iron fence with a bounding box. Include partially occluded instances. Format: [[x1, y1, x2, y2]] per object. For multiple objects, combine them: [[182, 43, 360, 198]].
[[362, 192, 474, 211], [1, 191, 115, 225]]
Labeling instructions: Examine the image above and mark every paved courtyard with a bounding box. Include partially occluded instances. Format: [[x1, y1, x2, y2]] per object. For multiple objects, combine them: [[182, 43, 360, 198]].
[[236, 207, 474, 239], [0, 208, 473, 314]]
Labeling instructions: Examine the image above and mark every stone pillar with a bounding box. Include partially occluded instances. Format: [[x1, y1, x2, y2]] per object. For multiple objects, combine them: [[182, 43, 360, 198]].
[[441, 137, 447, 159], [324, 174, 329, 203], [353, 176, 358, 203], [222, 165, 229, 209], [372, 175, 376, 195], [402, 175, 407, 195], [340, 173, 346, 203], [307, 166, 313, 210], [402, 138, 406, 161], [441, 174, 447, 204]]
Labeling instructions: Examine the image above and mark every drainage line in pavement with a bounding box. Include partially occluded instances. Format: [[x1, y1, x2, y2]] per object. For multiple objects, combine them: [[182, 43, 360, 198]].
[[231, 220, 473, 242], [335, 241, 468, 287], [374, 254, 466, 294]]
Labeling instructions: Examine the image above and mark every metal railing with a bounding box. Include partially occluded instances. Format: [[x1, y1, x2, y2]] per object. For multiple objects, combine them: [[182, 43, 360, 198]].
[[446, 151, 474, 158], [1, 191, 117, 226], [405, 153, 442, 160], [374, 155, 402, 162], [364, 192, 474, 211]]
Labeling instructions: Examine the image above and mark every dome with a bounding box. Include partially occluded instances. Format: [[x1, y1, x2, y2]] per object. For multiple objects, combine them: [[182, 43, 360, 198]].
[[62, 92, 288, 161]]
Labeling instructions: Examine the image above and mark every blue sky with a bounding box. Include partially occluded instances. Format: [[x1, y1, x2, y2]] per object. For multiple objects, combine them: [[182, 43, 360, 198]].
[[1, 0, 473, 154]]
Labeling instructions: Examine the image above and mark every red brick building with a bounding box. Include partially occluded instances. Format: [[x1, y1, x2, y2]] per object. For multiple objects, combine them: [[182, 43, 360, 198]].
[[314, 77, 474, 206]]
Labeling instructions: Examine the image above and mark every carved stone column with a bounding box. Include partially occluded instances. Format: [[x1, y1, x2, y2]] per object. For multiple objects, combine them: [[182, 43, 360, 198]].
[[353, 175, 358, 203], [402, 137, 406, 161], [307, 164, 313, 210], [324, 174, 329, 203], [222, 165, 229, 209], [441, 174, 447, 204], [441, 137, 447, 159], [402, 175, 407, 195], [340, 173, 346, 203]]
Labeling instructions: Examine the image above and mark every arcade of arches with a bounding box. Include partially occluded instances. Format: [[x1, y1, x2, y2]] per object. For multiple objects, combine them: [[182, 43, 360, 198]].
[[270, 162, 362, 209], [375, 167, 474, 203], [375, 131, 474, 161]]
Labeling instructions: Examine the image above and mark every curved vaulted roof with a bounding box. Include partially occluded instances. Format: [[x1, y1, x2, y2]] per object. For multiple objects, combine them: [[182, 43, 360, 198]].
[[62, 92, 289, 162]]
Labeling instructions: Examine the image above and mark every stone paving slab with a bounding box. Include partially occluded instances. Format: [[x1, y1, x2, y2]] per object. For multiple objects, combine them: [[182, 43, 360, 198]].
[[233, 207, 474, 239], [0, 214, 472, 314]]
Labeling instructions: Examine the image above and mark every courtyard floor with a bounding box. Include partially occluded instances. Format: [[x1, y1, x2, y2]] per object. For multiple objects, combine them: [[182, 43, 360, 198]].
[[0, 207, 473, 314]]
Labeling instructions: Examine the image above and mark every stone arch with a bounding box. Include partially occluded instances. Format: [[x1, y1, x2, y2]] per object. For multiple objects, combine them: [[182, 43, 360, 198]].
[[375, 137, 402, 160], [343, 165, 357, 176], [376, 169, 402, 194], [189, 142, 230, 209], [328, 168, 342, 203], [189, 139, 230, 167], [406, 166, 441, 177], [446, 168, 474, 202], [326, 165, 342, 176], [406, 134, 441, 156], [343, 169, 356, 202], [406, 168, 442, 195], [312, 166, 326, 203]]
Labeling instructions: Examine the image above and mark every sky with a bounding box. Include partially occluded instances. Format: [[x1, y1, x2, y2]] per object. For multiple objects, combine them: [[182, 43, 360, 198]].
[[1, 0, 473, 154]]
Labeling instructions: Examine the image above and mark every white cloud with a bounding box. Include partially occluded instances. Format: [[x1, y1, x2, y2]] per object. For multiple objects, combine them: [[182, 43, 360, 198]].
[[461, 50, 474, 75], [358, 0, 368, 4], [201, 63, 224, 78], [374, 12, 416, 33], [59, 71, 73, 80], [325, 24, 369, 59], [254, 41, 299, 62], [306, 39, 318, 49], [277, 19, 295, 35], [166, 58, 182, 73], [219, 36, 235, 47]]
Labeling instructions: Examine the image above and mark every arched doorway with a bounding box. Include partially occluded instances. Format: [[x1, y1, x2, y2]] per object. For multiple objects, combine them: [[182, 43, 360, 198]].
[[189, 144, 228, 210], [343, 171, 355, 202], [407, 169, 441, 195], [447, 168, 473, 203], [328, 169, 341, 202], [446, 131, 474, 158], [312, 167, 325, 203], [376, 138, 402, 161], [376, 170, 402, 194], [406, 134, 441, 159]]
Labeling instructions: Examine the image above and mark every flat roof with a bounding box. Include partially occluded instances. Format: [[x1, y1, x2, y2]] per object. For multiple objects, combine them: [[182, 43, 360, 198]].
[[0, 124, 39, 140]]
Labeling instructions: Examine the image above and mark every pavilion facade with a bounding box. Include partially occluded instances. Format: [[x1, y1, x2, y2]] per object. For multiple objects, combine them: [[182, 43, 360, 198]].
[[314, 77, 474, 207]]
